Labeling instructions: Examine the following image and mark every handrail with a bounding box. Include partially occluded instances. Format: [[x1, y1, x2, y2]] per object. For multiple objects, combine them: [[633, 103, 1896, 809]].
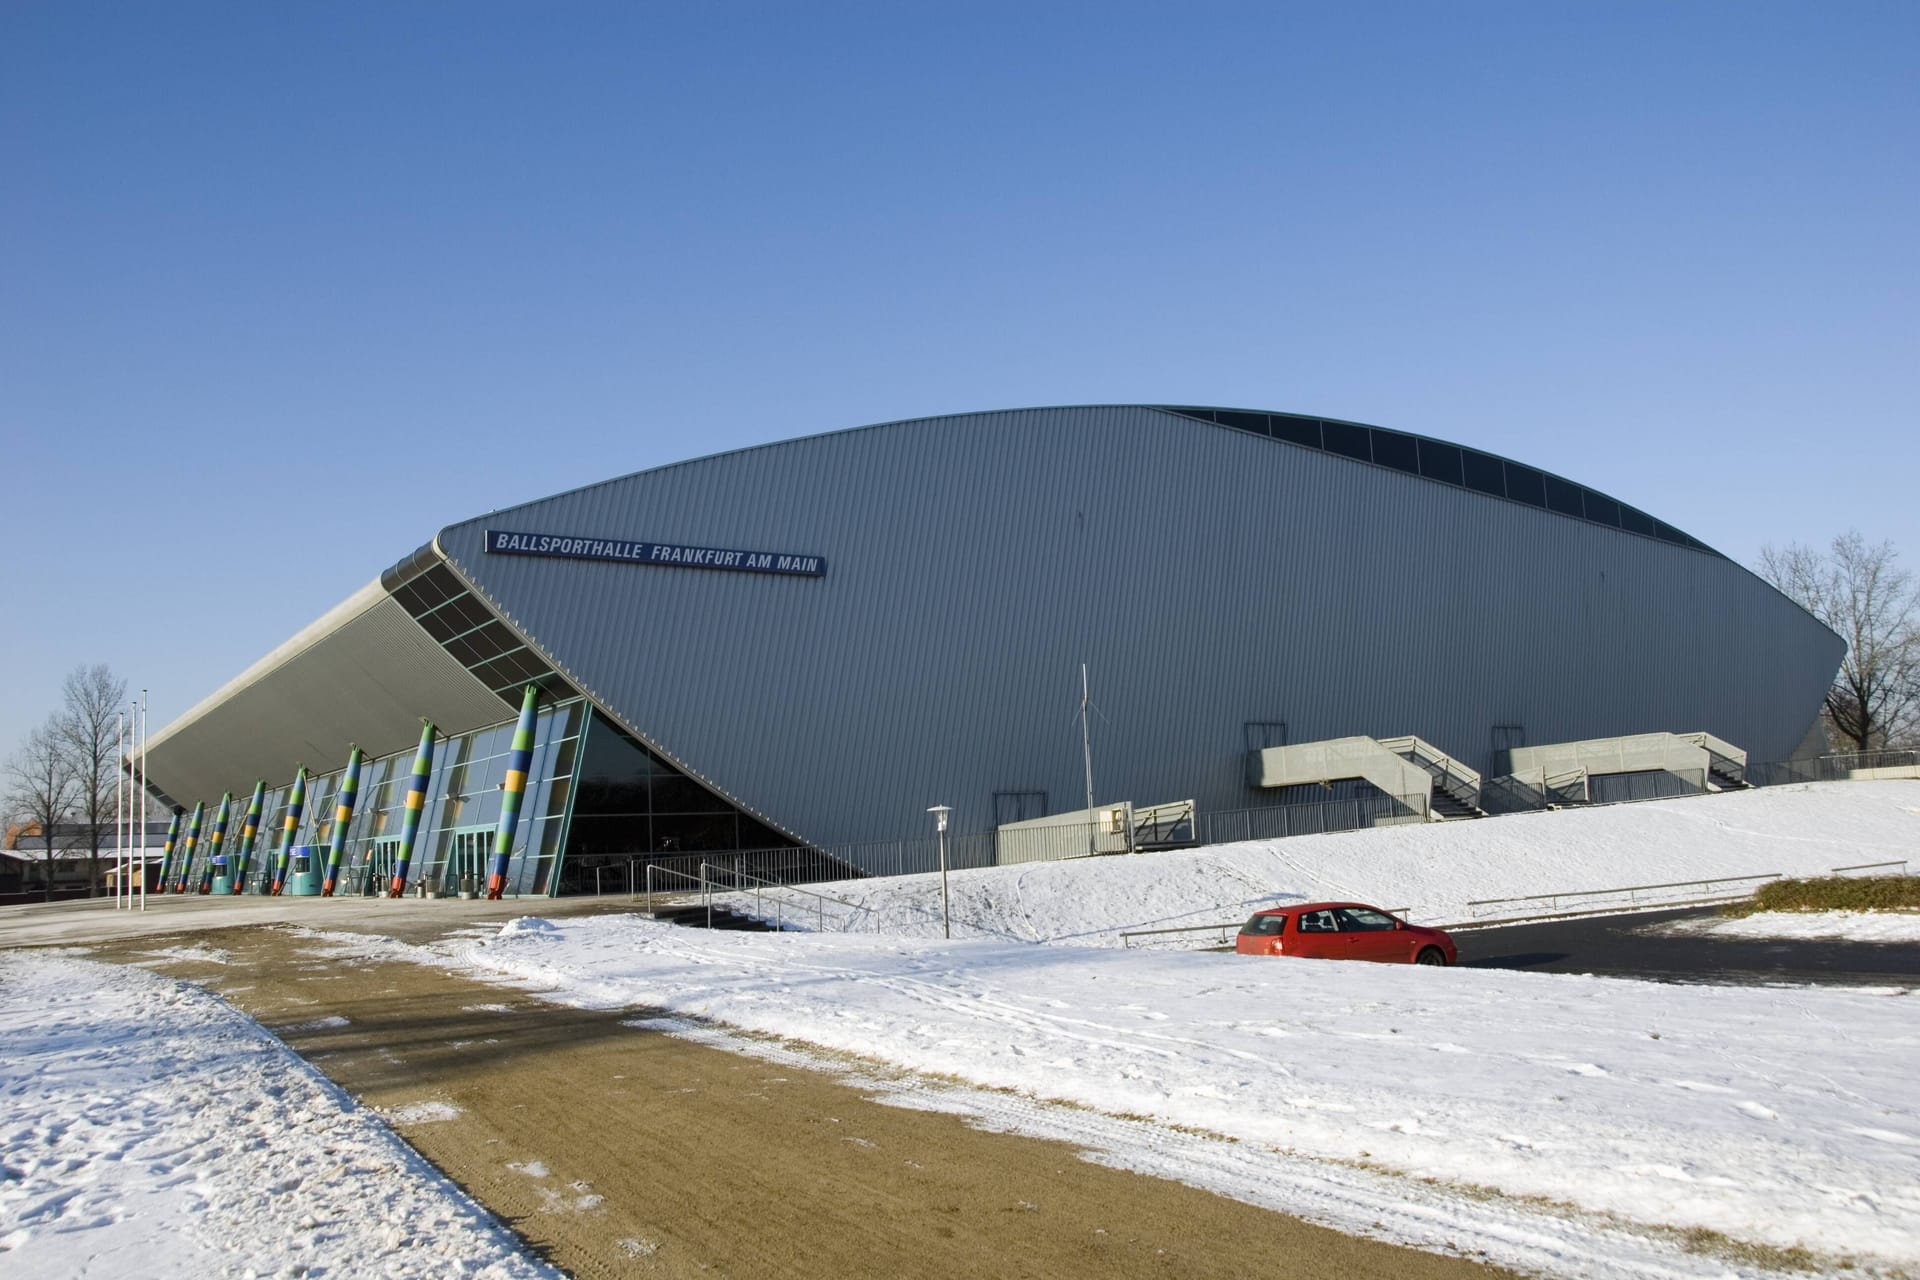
[[1830, 860, 1909, 875], [642, 863, 706, 918], [1120, 920, 1244, 947], [1466, 873, 1780, 912], [700, 860, 865, 932]]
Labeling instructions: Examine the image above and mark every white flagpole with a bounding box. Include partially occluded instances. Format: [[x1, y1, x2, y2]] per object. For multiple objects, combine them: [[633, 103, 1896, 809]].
[[115, 711, 125, 909], [139, 691, 149, 912]]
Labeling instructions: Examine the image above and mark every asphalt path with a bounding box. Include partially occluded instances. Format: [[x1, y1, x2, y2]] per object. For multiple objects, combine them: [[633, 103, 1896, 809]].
[[1458, 905, 1920, 987]]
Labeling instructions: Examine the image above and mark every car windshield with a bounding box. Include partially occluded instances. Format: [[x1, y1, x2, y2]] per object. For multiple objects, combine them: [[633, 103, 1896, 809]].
[[1240, 913, 1286, 936], [1335, 907, 1398, 931]]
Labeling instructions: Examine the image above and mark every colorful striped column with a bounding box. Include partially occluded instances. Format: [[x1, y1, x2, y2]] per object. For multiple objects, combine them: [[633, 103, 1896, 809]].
[[229, 781, 265, 892], [270, 767, 307, 896], [487, 686, 541, 899], [172, 802, 205, 894], [319, 746, 363, 897], [389, 722, 437, 898], [198, 792, 232, 893], [154, 813, 182, 894]]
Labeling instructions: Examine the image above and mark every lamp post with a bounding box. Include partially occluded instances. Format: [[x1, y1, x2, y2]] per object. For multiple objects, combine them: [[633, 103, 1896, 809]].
[[927, 805, 952, 940]]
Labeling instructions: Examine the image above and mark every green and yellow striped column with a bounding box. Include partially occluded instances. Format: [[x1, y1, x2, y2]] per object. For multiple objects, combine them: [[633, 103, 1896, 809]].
[[487, 686, 541, 899], [270, 767, 307, 896], [197, 792, 232, 894], [172, 801, 204, 894], [229, 780, 265, 893], [320, 746, 363, 897], [389, 722, 437, 897], [154, 813, 182, 893]]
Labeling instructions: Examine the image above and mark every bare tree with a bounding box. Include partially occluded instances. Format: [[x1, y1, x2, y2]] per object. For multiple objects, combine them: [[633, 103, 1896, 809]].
[[1761, 532, 1920, 752], [6, 718, 80, 901], [55, 664, 129, 897]]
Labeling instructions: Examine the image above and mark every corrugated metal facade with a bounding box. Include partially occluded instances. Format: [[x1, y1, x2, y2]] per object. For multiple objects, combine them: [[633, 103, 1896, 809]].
[[426, 405, 1843, 849]]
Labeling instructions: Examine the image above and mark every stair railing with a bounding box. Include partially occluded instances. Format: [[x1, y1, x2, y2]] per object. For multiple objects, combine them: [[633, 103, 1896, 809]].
[[643, 863, 706, 917], [700, 860, 866, 933]]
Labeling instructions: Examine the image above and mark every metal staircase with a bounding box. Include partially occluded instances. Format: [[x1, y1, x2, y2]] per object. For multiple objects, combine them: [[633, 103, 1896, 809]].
[[1378, 736, 1487, 819]]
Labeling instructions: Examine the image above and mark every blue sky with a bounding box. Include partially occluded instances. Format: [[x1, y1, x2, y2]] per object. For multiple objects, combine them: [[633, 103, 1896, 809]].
[[3, 1, 1915, 757]]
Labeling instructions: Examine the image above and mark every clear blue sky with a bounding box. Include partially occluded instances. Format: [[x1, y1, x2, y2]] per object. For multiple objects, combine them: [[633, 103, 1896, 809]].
[[3, 1, 1915, 759]]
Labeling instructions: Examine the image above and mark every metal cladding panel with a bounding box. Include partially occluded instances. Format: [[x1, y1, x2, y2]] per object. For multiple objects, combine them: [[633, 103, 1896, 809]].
[[436, 406, 1844, 847], [144, 590, 513, 807]]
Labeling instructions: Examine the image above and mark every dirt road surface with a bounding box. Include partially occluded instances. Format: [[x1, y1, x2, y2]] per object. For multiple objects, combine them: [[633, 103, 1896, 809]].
[[76, 916, 1519, 1280]]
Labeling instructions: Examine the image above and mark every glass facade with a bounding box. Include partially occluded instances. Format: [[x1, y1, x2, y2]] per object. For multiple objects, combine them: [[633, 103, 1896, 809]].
[[557, 712, 796, 893], [221, 701, 793, 897], [236, 699, 586, 897]]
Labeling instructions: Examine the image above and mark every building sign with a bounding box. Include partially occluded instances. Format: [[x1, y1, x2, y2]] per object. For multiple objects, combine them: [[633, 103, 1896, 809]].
[[483, 529, 827, 578]]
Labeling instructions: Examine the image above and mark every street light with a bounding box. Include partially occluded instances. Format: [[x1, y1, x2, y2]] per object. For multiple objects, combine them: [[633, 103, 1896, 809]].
[[927, 804, 952, 940]]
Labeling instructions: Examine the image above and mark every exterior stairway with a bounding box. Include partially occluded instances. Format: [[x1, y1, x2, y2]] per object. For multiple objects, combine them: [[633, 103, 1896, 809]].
[[1248, 735, 1486, 823], [635, 900, 781, 931], [1378, 736, 1488, 819]]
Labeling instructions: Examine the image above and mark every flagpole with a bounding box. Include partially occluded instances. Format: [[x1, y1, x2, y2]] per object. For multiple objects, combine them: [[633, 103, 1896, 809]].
[[138, 691, 148, 912]]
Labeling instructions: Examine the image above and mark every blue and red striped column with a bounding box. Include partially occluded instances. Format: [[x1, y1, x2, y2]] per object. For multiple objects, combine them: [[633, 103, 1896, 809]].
[[389, 722, 437, 897], [320, 746, 363, 897], [487, 686, 540, 899], [269, 767, 307, 896]]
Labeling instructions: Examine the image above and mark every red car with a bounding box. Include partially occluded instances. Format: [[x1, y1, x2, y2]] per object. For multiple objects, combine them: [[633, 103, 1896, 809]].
[[1236, 902, 1457, 966]]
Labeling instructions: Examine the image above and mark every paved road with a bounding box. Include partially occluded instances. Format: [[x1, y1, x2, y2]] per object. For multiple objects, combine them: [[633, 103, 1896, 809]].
[[1459, 906, 1920, 987]]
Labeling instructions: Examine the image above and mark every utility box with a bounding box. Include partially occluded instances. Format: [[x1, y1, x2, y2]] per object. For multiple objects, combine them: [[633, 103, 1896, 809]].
[[285, 846, 323, 896]]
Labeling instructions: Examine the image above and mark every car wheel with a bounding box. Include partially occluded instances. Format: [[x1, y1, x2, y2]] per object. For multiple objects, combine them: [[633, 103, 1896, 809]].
[[1415, 947, 1448, 966]]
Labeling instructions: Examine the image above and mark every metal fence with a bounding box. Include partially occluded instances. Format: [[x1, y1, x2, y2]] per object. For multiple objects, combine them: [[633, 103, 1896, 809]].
[[1748, 750, 1920, 787], [1196, 790, 1427, 845]]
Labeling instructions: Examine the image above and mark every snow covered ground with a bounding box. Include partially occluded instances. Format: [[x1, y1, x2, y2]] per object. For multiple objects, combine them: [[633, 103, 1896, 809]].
[[1667, 910, 1920, 944], [5, 779, 1918, 1278], [708, 780, 1920, 945], [452, 914, 1920, 1274], [0, 950, 558, 1280]]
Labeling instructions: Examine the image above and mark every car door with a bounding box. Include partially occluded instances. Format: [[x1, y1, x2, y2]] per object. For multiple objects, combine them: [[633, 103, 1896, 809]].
[[1290, 908, 1343, 959], [1334, 907, 1403, 961]]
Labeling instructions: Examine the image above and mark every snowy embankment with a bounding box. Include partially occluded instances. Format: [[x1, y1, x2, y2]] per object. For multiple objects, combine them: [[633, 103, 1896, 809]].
[[0, 951, 556, 1280], [459, 915, 1920, 1271], [716, 780, 1920, 944], [450, 781, 1920, 1270]]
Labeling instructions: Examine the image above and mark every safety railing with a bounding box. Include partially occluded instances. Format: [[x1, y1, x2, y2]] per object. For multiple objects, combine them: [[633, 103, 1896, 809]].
[[1748, 750, 1920, 787], [1828, 860, 1909, 877], [1463, 873, 1782, 919], [642, 863, 708, 919], [699, 860, 866, 933], [1197, 790, 1428, 844]]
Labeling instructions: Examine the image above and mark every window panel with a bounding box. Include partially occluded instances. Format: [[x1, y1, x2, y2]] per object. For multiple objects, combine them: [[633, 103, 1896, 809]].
[[1370, 430, 1419, 474], [1417, 439, 1463, 486], [1503, 462, 1547, 508], [1544, 474, 1585, 517], [1320, 421, 1372, 461], [1261, 416, 1314, 448], [1582, 490, 1621, 527], [1214, 410, 1270, 436], [1461, 451, 1506, 496]]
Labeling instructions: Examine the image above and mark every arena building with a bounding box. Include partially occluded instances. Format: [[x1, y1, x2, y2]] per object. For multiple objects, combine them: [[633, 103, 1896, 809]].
[[139, 405, 1844, 897]]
